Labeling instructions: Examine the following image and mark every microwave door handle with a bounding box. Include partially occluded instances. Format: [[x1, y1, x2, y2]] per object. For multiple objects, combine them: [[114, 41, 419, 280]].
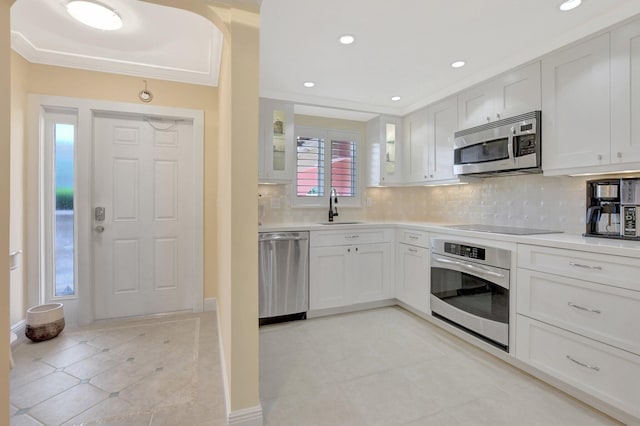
[[508, 135, 515, 163], [433, 257, 505, 279]]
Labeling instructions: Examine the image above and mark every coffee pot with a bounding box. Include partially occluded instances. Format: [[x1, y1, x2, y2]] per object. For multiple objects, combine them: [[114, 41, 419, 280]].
[[585, 180, 621, 237]]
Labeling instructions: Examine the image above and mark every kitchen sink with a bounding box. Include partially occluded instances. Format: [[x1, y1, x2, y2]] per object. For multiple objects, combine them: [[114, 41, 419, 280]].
[[318, 221, 363, 225]]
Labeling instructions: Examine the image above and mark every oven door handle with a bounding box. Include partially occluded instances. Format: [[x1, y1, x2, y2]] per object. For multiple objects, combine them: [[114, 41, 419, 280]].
[[433, 257, 505, 279]]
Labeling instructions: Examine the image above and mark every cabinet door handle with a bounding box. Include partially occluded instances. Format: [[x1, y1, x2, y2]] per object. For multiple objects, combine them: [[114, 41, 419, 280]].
[[566, 355, 600, 372], [408, 234, 419, 240], [569, 261, 602, 271], [408, 248, 418, 253], [568, 302, 601, 314]]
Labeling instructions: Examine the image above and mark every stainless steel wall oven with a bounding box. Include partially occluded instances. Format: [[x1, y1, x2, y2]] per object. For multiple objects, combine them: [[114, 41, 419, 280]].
[[430, 239, 511, 351]]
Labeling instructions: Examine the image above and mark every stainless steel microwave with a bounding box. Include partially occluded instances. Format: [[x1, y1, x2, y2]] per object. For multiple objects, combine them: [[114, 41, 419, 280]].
[[453, 111, 541, 176]]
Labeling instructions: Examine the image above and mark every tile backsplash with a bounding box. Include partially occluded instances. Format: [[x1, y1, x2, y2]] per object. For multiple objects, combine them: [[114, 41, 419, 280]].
[[259, 174, 609, 235]]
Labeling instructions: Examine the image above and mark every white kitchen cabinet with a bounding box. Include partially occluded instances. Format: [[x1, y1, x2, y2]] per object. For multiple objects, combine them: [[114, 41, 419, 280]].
[[395, 242, 430, 314], [309, 245, 350, 309], [516, 315, 640, 420], [351, 242, 392, 304], [310, 229, 393, 311], [259, 99, 294, 182], [516, 243, 640, 421], [611, 19, 640, 165], [366, 115, 403, 186], [403, 96, 459, 184], [403, 108, 429, 183], [458, 62, 541, 130], [541, 34, 611, 173]]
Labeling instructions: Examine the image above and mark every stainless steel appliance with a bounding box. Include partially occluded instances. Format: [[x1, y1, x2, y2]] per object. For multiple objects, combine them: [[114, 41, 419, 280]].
[[584, 178, 640, 240], [259, 231, 309, 325], [453, 111, 541, 176], [430, 239, 511, 351]]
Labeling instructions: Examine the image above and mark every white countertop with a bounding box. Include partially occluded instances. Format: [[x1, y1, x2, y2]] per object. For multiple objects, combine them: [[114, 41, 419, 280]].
[[259, 221, 640, 258]]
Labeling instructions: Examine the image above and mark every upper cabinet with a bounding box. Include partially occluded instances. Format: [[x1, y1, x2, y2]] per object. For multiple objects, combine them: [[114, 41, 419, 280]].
[[458, 62, 541, 130], [366, 115, 403, 186], [259, 99, 295, 182], [611, 19, 640, 165], [541, 34, 611, 174], [404, 96, 459, 184]]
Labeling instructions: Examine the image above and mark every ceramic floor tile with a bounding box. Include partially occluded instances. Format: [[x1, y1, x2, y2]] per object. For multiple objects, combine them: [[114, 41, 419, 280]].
[[260, 307, 621, 426], [12, 334, 81, 361], [338, 368, 442, 426], [9, 414, 44, 426], [10, 361, 56, 390], [40, 341, 101, 369], [89, 358, 157, 393], [262, 385, 367, 426], [63, 349, 122, 380], [10, 371, 79, 409], [11, 312, 224, 425], [28, 383, 109, 425], [61, 393, 139, 425]]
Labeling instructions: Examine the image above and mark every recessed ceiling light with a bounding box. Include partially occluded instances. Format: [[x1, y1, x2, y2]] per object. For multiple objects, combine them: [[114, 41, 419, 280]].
[[559, 0, 581, 11], [451, 60, 466, 68], [391, 96, 401, 101], [339, 34, 355, 45], [303, 81, 315, 88], [66, 0, 123, 31]]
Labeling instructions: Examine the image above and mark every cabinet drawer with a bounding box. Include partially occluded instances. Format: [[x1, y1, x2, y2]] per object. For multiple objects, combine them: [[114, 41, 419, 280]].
[[310, 228, 392, 247], [517, 244, 640, 291], [395, 228, 429, 248], [516, 315, 640, 419], [517, 268, 640, 355]]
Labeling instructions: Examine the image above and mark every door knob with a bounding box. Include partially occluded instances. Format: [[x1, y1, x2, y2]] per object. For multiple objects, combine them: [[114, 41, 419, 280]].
[[95, 225, 105, 233]]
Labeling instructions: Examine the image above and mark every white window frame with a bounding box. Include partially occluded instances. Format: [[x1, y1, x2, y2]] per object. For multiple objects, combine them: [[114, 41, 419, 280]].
[[292, 125, 362, 208]]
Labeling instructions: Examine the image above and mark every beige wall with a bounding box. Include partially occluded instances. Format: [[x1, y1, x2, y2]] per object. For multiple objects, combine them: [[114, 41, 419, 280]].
[[1, 1, 14, 423], [216, 6, 261, 413], [9, 51, 28, 325]]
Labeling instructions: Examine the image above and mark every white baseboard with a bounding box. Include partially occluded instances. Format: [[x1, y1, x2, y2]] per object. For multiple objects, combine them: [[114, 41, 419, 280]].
[[204, 297, 217, 312], [215, 306, 231, 420], [228, 404, 263, 426], [11, 320, 26, 343]]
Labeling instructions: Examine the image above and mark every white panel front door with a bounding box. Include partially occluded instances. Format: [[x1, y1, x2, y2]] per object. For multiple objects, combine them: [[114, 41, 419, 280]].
[[93, 113, 196, 319]]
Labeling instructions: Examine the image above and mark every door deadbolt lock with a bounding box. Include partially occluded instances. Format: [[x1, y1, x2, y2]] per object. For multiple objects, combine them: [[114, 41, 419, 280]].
[[95, 207, 105, 221], [95, 225, 105, 233]]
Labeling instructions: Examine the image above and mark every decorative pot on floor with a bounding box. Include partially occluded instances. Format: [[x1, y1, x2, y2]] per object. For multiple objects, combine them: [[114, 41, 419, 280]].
[[25, 303, 65, 342]]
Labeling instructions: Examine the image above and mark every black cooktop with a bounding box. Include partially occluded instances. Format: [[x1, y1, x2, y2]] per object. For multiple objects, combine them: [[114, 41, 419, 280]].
[[445, 224, 563, 235]]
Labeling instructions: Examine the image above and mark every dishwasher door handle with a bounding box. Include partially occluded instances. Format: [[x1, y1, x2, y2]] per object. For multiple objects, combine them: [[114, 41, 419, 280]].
[[260, 235, 308, 242]]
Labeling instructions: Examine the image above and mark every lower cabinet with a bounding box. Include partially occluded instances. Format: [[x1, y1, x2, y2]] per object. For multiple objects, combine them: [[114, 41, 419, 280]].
[[516, 315, 640, 419], [395, 242, 430, 314], [310, 241, 391, 310]]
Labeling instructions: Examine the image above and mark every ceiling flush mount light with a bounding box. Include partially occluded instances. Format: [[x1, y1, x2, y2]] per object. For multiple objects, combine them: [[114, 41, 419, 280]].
[[391, 96, 401, 101], [66, 0, 123, 31], [451, 60, 466, 68], [303, 81, 315, 88], [339, 34, 355, 45], [559, 0, 582, 11]]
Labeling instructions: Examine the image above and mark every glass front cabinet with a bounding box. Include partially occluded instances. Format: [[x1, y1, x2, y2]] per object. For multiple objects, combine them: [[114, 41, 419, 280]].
[[366, 115, 403, 186], [259, 99, 294, 182]]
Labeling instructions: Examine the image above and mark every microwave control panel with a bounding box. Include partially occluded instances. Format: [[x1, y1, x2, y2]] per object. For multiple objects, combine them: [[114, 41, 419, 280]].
[[514, 134, 537, 157], [444, 242, 486, 261], [623, 206, 638, 237]]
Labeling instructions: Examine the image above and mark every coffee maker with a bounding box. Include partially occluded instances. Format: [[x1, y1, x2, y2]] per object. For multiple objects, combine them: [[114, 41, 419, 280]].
[[585, 179, 621, 238]]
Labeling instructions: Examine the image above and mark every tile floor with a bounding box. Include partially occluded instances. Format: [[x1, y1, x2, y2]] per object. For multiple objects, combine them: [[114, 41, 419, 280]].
[[10, 312, 226, 426], [260, 307, 621, 426]]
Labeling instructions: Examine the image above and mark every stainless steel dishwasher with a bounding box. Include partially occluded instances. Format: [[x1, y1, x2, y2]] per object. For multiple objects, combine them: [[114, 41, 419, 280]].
[[259, 231, 309, 325]]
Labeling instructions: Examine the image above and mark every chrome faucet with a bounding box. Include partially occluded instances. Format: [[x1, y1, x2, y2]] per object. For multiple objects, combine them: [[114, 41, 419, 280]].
[[328, 188, 339, 222]]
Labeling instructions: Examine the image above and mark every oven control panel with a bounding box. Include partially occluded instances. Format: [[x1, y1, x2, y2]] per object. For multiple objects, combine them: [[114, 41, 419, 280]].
[[444, 242, 486, 261]]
